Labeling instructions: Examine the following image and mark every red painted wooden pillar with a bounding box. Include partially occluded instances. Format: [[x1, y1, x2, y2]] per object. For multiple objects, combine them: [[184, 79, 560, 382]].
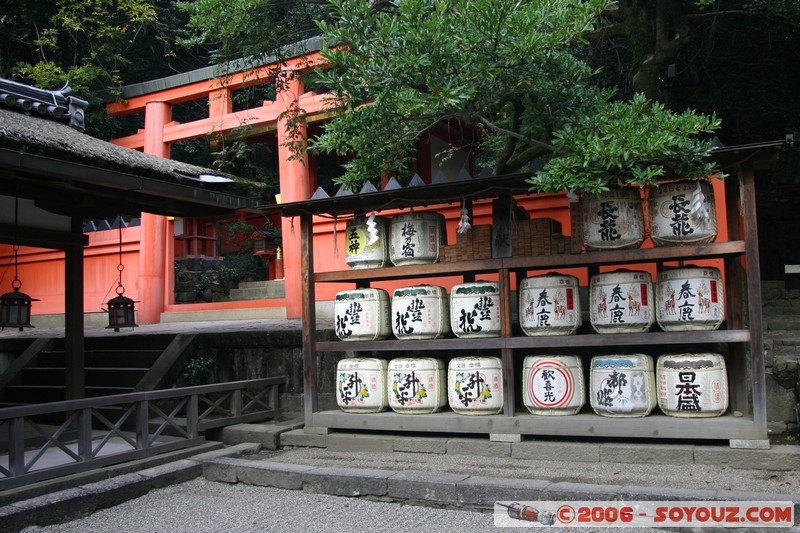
[[139, 101, 171, 323], [277, 69, 311, 318]]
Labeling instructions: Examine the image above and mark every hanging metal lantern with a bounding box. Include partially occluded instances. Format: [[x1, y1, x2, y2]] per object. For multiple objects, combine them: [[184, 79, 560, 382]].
[[104, 223, 138, 332], [106, 291, 138, 332], [1, 198, 38, 331], [0, 280, 38, 331]]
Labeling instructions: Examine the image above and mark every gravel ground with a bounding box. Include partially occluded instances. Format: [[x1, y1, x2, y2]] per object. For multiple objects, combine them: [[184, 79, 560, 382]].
[[19, 478, 670, 533], [14, 446, 798, 532]]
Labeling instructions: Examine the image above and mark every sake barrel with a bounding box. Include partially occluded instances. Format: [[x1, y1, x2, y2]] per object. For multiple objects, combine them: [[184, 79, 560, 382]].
[[336, 358, 388, 413], [388, 357, 446, 414], [522, 355, 585, 415], [344, 215, 390, 269], [657, 353, 728, 417], [519, 274, 582, 336], [448, 356, 503, 415], [656, 266, 725, 332], [581, 188, 645, 251], [334, 288, 392, 341], [392, 285, 450, 340], [649, 179, 717, 246], [589, 354, 657, 417], [450, 281, 501, 338], [389, 212, 446, 266], [590, 270, 654, 334]]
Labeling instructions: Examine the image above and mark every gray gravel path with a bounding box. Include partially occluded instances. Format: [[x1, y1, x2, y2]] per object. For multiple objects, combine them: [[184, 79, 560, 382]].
[[19, 478, 668, 533]]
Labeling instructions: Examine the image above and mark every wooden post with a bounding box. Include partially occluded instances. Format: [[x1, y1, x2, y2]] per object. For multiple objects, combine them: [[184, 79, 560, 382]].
[[740, 163, 767, 440], [277, 69, 311, 319], [139, 101, 172, 324], [300, 214, 318, 423], [64, 218, 84, 400]]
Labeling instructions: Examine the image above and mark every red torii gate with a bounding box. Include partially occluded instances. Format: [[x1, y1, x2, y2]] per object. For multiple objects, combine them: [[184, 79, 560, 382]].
[[107, 47, 332, 320]]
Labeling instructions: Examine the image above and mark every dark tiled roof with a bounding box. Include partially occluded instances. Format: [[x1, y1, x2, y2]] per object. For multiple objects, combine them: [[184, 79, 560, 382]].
[[0, 79, 88, 130]]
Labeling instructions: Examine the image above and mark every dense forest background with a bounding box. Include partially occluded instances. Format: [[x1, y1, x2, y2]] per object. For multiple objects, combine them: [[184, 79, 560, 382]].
[[2, 0, 799, 274]]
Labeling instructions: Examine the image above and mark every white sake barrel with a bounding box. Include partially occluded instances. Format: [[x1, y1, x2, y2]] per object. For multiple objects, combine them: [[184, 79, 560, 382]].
[[590, 354, 657, 417], [336, 358, 388, 413], [519, 274, 582, 336], [448, 356, 503, 415], [581, 188, 645, 251], [334, 288, 392, 341], [450, 281, 501, 338], [657, 353, 728, 417], [391, 285, 450, 340], [590, 270, 654, 334], [522, 355, 585, 415], [649, 179, 717, 246], [656, 266, 725, 332], [389, 212, 446, 266], [345, 215, 390, 269], [388, 357, 446, 414]]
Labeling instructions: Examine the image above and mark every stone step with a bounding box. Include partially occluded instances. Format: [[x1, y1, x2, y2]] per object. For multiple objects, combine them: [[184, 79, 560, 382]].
[[763, 305, 800, 316], [159, 306, 287, 323], [218, 418, 305, 450], [770, 346, 800, 360], [228, 287, 286, 300], [761, 280, 800, 303], [764, 315, 800, 331], [769, 333, 800, 344], [236, 280, 285, 290], [761, 280, 786, 301], [228, 280, 285, 300]]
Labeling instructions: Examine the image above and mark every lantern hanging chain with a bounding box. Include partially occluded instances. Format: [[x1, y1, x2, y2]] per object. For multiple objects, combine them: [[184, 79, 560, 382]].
[[116, 223, 125, 296], [11, 196, 21, 291]]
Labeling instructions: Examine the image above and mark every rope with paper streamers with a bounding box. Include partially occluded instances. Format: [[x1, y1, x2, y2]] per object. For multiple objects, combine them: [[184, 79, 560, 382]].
[[457, 198, 471, 235], [366, 211, 380, 245], [689, 181, 711, 228]]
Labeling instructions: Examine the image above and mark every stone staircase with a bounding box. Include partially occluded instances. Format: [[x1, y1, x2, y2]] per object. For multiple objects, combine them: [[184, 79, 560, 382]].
[[1, 335, 174, 406], [227, 280, 285, 301], [761, 280, 800, 434]]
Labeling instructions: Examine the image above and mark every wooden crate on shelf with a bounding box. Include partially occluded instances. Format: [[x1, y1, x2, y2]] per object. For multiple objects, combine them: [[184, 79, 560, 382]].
[[568, 201, 584, 253], [440, 224, 492, 262], [512, 219, 532, 257]]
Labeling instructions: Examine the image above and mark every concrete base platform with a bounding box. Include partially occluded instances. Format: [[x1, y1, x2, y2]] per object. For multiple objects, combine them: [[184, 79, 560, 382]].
[[276, 429, 800, 472]]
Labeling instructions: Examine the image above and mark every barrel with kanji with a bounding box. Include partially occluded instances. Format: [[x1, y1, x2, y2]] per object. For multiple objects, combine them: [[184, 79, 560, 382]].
[[519, 274, 582, 336], [450, 281, 501, 338], [590, 270, 654, 334], [336, 358, 388, 413], [344, 215, 390, 269], [656, 266, 724, 332], [657, 353, 728, 417], [522, 355, 585, 415], [649, 179, 717, 247], [590, 354, 657, 417], [581, 188, 645, 251], [392, 285, 450, 340], [389, 211, 446, 266], [448, 356, 503, 415], [334, 288, 392, 341], [388, 357, 446, 414]]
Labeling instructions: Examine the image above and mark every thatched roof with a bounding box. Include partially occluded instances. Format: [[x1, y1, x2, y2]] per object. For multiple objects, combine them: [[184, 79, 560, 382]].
[[0, 105, 263, 218]]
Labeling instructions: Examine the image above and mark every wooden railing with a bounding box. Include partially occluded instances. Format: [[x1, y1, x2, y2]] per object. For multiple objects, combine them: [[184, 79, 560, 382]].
[[0, 377, 286, 490]]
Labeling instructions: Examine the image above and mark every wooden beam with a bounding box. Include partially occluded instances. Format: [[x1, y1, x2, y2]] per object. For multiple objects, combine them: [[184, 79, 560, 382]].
[[107, 52, 328, 115], [0, 223, 87, 249]]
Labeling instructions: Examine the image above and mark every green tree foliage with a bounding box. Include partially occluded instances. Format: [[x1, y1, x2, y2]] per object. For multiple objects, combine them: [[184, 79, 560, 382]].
[[177, 0, 327, 66], [310, 0, 721, 195], [0, 0, 207, 135]]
